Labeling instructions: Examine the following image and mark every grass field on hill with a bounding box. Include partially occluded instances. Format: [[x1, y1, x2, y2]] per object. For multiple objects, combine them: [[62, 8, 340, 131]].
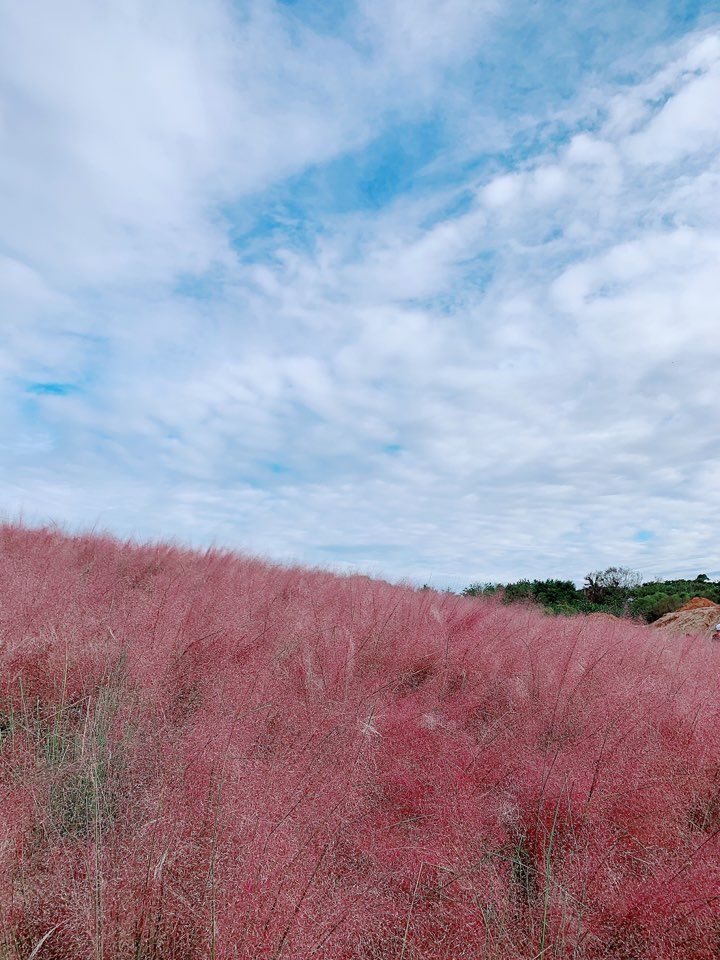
[[1, 524, 719, 958]]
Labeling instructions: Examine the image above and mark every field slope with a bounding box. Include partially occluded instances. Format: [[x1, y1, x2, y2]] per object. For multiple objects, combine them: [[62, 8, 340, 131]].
[[0, 524, 719, 958]]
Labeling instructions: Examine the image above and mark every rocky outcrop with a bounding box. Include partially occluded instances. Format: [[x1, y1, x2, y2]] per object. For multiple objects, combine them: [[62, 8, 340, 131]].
[[651, 601, 720, 639], [678, 596, 717, 611]]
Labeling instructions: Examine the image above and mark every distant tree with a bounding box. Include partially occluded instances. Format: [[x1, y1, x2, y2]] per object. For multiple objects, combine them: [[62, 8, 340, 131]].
[[462, 582, 501, 597], [503, 580, 535, 603], [462, 578, 580, 612], [530, 579, 579, 607], [695, 573, 710, 582], [583, 567, 641, 605]]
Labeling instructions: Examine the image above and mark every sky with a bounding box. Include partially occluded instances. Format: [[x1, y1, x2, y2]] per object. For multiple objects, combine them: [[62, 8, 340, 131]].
[[2, 0, 720, 589]]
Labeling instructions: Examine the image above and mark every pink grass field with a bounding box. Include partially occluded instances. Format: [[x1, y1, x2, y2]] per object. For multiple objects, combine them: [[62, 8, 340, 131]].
[[0, 524, 719, 959]]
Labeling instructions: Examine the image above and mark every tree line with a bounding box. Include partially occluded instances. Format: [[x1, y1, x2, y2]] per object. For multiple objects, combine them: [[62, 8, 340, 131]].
[[461, 566, 720, 622]]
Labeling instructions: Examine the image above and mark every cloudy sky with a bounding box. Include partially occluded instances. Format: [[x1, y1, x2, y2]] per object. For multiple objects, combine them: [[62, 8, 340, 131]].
[[2, 0, 720, 588]]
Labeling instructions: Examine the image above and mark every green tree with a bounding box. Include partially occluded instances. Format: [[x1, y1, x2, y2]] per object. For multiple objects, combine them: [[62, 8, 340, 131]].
[[583, 567, 641, 605]]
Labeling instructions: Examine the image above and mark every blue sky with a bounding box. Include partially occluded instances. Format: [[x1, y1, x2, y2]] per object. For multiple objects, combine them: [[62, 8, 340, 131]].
[[2, 0, 720, 588]]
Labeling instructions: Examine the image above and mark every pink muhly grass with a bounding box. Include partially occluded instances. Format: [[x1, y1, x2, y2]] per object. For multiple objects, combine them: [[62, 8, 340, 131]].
[[0, 521, 719, 958]]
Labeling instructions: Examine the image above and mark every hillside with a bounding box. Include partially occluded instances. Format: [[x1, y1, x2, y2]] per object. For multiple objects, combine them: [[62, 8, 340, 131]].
[[1, 524, 719, 958]]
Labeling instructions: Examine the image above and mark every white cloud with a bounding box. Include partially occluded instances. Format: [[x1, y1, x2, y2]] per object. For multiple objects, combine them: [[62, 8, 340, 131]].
[[358, 0, 497, 70], [623, 69, 720, 164], [2, 4, 720, 587], [0, 0, 501, 289]]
